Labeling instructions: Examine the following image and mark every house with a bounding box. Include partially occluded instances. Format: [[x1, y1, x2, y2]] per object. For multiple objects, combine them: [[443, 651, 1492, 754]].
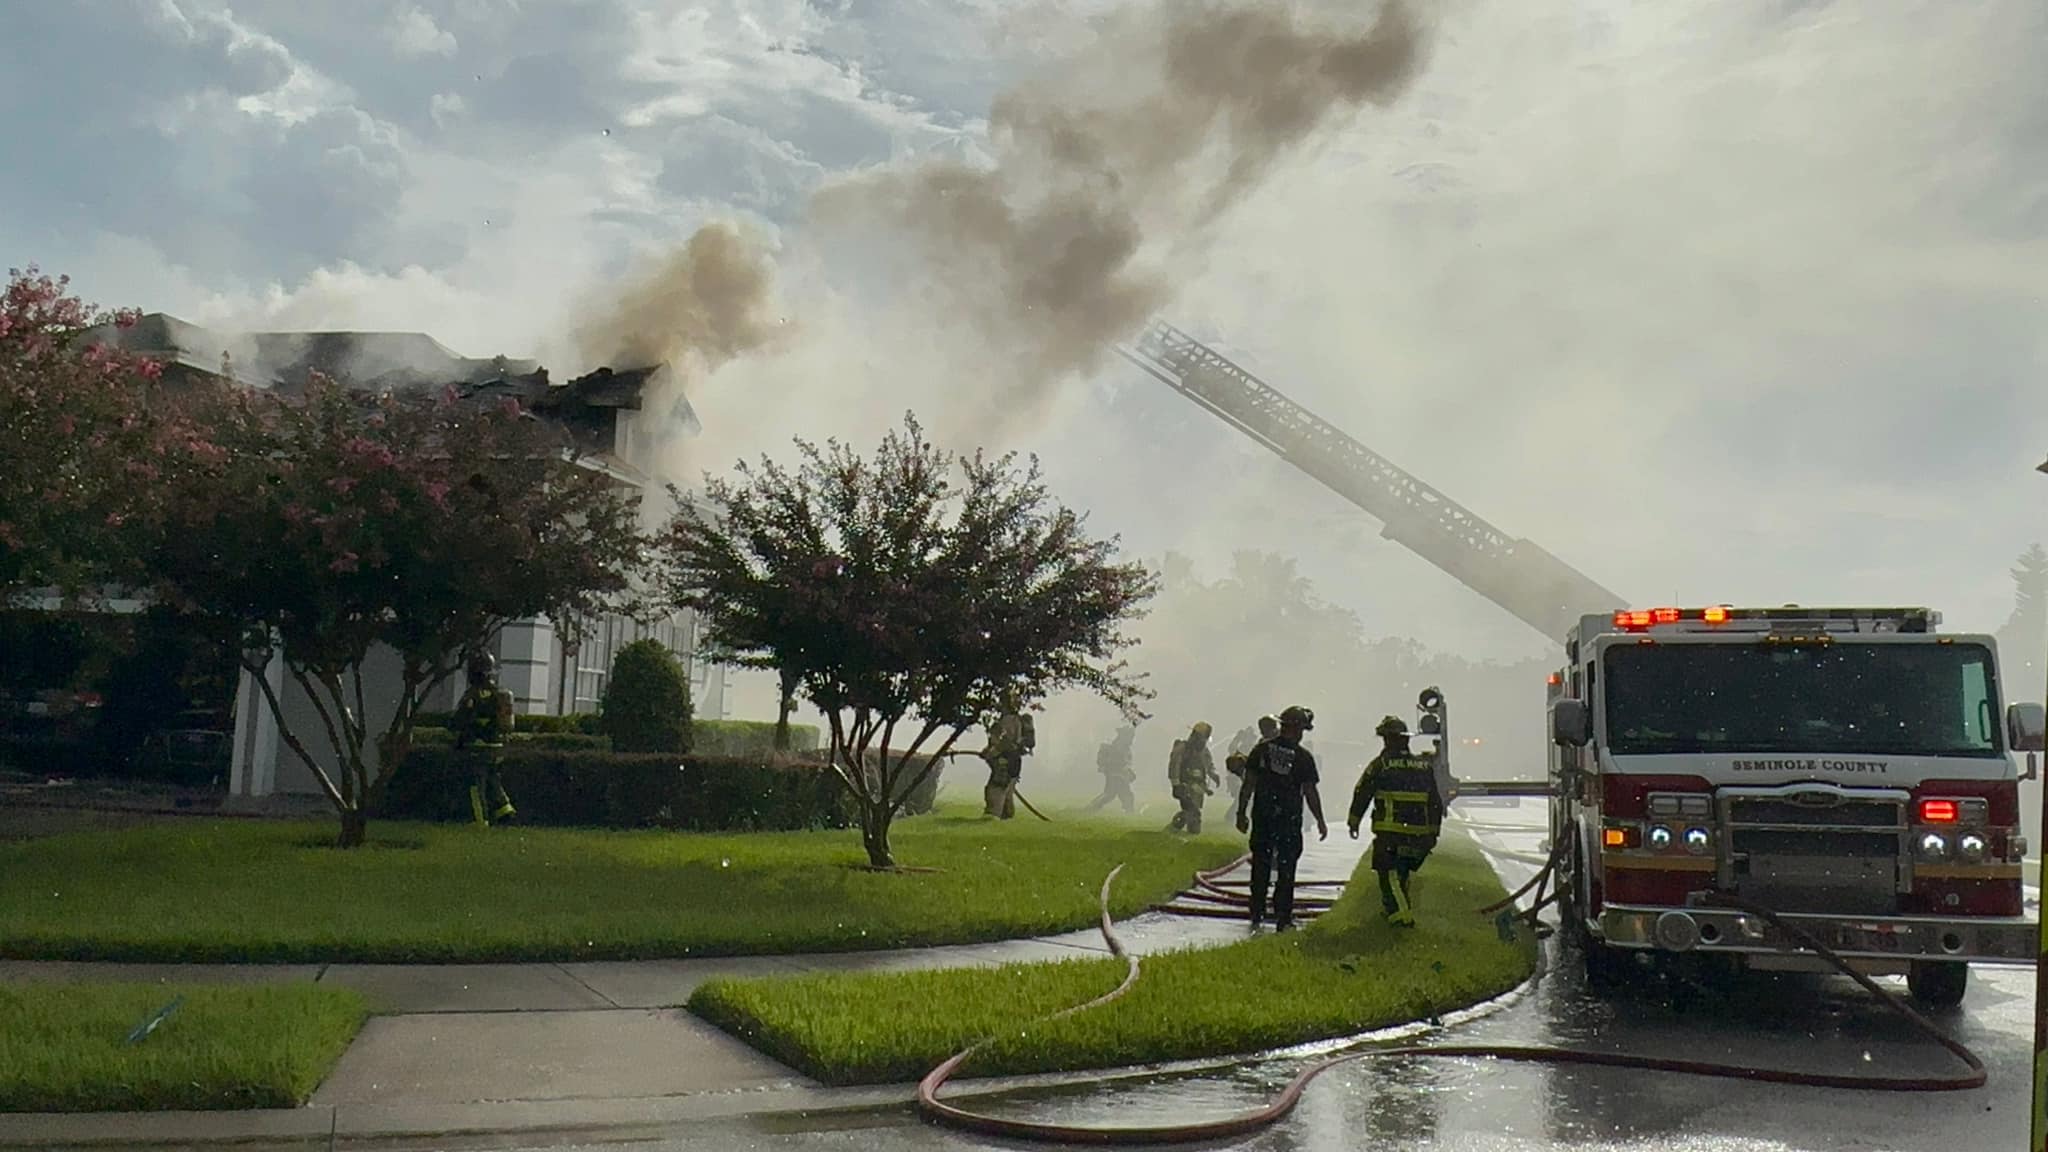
[[84, 315, 727, 801]]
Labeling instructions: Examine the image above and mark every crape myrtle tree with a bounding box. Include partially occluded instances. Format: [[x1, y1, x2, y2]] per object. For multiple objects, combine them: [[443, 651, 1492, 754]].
[[0, 267, 166, 604], [661, 412, 1157, 868], [148, 377, 645, 846]]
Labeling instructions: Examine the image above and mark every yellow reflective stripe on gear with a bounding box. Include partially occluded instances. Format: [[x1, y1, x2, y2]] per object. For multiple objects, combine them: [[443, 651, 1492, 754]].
[[1372, 789, 1438, 836]]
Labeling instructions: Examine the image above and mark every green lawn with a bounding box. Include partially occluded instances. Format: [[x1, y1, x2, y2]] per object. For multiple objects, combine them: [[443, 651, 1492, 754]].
[[0, 807, 1238, 963], [690, 834, 1536, 1084], [0, 983, 368, 1112]]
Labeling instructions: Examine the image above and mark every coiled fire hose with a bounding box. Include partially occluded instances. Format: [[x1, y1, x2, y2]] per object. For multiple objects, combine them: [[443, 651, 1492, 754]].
[[915, 845, 1987, 1146]]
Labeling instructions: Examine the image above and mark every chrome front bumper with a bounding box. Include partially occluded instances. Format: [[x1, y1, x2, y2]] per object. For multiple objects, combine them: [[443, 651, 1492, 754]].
[[1600, 904, 2037, 966]]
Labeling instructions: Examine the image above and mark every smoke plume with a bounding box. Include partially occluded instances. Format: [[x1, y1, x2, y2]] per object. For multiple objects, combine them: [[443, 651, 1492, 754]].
[[574, 221, 783, 380], [810, 0, 1425, 404], [584, 0, 1429, 452]]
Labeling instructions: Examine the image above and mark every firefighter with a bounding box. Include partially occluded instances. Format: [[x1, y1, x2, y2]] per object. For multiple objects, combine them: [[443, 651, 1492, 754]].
[[1223, 715, 1277, 804], [1347, 715, 1445, 927], [982, 693, 1034, 820], [452, 651, 517, 826], [1087, 724, 1139, 813], [1234, 706, 1328, 930], [1166, 722, 1219, 833]]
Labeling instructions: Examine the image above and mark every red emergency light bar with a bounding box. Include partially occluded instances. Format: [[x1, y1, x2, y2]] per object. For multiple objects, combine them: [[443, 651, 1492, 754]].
[[1610, 605, 1932, 633], [1613, 606, 1728, 630]]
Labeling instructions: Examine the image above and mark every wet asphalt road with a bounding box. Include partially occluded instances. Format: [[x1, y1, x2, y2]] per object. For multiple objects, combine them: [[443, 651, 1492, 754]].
[[503, 802, 2038, 1151]]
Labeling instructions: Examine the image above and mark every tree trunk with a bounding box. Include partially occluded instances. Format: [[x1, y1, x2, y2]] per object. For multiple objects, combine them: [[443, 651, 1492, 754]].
[[860, 804, 894, 869], [338, 807, 368, 849], [774, 673, 795, 752]]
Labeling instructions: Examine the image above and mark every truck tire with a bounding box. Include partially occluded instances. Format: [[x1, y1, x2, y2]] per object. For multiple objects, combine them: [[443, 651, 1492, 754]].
[[1906, 960, 1968, 1008], [1582, 938, 1634, 993], [1554, 837, 1634, 994]]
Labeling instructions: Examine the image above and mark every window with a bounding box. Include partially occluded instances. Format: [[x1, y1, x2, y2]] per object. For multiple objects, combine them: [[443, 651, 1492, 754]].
[[1960, 657, 1993, 749], [1602, 641, 2001, 757]]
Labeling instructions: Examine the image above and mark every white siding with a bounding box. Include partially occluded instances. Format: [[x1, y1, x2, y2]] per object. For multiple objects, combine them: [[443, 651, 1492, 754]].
[[231, 606, 728, 796]]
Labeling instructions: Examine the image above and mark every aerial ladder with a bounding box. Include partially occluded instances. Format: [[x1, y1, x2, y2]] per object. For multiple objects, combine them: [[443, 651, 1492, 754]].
[[1116, 320, 1625, 801], [1115, 320, 1625, 646]]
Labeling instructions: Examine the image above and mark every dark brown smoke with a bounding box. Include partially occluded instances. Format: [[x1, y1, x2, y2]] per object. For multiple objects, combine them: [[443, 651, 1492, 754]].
[[575, 221, 781, 376], [809, 0, 1426, 402], [582, 0, 1427, 443]]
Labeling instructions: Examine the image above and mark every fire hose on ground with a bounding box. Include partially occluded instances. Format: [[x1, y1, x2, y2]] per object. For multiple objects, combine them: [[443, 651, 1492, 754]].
[[915, 844, 1988, 1146]]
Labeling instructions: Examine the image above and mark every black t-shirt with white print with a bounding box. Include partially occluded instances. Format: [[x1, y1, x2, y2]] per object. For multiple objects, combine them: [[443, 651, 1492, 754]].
[[1245, 737, 1318, 830]]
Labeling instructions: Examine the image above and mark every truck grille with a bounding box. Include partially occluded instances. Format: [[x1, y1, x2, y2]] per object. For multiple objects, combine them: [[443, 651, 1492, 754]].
[[1721, 789, 1907, 916], [1726, 797, 1904, 829]]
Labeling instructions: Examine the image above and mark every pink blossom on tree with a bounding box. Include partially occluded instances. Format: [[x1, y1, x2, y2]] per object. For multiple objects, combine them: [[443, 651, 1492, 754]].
[[0, 266, 170, 602]]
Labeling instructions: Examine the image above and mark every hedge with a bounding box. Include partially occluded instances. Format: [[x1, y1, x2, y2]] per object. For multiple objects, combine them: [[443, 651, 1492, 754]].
[[694, 719, 822, 756], [378, 747, 945, 832], [409, 717, 823, 758], [408, 728, 605, 752], [413, 711, 599, 736]]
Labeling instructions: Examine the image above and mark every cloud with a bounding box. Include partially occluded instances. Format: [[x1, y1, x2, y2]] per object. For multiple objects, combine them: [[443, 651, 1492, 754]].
[[0, 1, 411, 284], [429, 91, 466, 127], [389, 4, 458, 58]]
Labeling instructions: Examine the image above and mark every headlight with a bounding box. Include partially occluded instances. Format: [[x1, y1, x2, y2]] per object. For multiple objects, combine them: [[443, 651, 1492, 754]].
[[1917, 832, 1950, 861], [1648, 825, 1674, 850], [1683, 827, 1711, 853], [1958, 834, 1987, 862]]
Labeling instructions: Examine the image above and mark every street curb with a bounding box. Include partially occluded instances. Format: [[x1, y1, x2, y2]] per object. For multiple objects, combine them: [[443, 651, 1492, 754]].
[[0, 1083, 907, 1151]]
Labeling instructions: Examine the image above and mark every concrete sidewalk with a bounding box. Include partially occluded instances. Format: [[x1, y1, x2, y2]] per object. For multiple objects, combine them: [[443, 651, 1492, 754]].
[[0, 834, 1367, 1149]]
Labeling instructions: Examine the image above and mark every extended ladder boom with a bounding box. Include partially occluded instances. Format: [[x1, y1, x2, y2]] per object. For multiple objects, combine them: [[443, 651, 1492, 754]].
[[1117, 320, 1624, 644]]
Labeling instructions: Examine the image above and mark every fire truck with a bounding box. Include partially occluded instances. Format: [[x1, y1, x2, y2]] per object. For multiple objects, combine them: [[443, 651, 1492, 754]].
[[1546, 605, 2040, 1005]]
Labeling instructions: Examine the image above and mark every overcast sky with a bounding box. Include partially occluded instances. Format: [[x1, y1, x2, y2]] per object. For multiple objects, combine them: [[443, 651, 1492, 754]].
[[6, 0, 2048, 699]]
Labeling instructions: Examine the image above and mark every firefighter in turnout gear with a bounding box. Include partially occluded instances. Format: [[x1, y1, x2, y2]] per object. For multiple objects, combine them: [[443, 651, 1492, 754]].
[[1166, 722, 1219, 832], [1223, 715, 1277, 804], [1347, 715, 1444, 927], [453, 651, 517, 826], [1235, 706, 1328, 930], [1087, 724, 1139, 813], [982, 694, 1034, 820]]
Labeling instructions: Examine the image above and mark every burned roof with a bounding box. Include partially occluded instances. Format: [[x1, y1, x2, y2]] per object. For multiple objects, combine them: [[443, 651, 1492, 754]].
[[83, 313, 690, 427]]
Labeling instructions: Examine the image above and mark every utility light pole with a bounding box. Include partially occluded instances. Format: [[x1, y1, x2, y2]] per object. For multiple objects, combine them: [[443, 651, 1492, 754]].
[[2033, 457, 2048, 1152]]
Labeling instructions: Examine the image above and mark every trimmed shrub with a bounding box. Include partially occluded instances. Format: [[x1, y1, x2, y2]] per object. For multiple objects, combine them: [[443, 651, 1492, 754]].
[[514, 712, 602, 736], [601, 641, 692, 755], [413, 711, 598, 736], [694, 719, 821, 757], [407, 729, 603, 752], [511, 732, 609, 751], [378, 747, 857, 832]]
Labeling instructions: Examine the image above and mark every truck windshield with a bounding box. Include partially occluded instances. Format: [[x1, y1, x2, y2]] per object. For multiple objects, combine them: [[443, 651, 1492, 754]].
[[1602, 641, 2000, 757]]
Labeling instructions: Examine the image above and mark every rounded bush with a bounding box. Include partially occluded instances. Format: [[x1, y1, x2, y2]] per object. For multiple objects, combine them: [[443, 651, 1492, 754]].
[[601, 639, 694, 754]]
